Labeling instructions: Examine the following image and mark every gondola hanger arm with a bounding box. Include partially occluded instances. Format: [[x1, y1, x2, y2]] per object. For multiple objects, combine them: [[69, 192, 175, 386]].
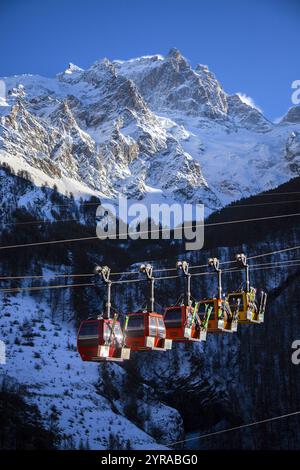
[[236, 253, 248, 267], [140, 263, 153, 280], [208, 257, 221, 273], [176, 260, 190, 276], [94, 265, 111, 284]]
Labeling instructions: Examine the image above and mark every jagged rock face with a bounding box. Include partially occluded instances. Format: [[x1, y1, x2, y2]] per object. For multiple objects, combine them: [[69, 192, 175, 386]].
[[1, 100, 62, 178], [285, 131, 300, 174], [0, 60, 216, 208], [113, 50, 274, 133], [227, 94, 273, 133], [1, 49, 300, 211], [114, 49, 228, 120], [281, 106, 300, 124]]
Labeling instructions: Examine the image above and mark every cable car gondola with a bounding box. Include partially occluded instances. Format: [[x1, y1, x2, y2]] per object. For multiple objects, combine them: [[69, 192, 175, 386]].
[[197, 258, 239, 334], [77, 266, 130, 362], [164, 261, 206, 342], [124, 264, 172, 351], [227, 253, 267, 324]]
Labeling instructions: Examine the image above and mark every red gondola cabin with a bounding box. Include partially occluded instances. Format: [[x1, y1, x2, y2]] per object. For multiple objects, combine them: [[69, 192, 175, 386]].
[[163, 260, 206, 342], [77, 318, 130, 362], [164, 305, 205, 342], [124, 311, 172, 351], [124, 264, 172, 352]]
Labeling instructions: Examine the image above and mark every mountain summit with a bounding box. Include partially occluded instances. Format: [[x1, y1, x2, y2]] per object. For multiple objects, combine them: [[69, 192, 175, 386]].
[[0, 49, 299, 211]]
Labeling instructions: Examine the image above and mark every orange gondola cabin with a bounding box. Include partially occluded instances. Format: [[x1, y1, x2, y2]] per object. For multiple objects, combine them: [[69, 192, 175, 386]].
[[125, 311, 172, 351], [164, 304, 206, 342], [198, 298, 224, 333], [197, 258, 239, 334], [197, 297, 238, 333], [163, 261, 206, 342]]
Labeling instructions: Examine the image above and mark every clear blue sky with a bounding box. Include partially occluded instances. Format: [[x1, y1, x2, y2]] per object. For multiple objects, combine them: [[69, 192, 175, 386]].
[[1, 0, 299, 120]]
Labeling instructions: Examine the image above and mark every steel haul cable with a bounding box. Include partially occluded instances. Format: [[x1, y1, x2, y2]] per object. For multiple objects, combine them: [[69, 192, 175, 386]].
[[0, 212, 299, 251], [219, 199, 300, 209], [0, 273, 94, 281], [248, 245, 300, 261], [0, 245, 300, 282], [167, 409, 300, 448], [1, 259, 299, 294], [0, 282, 95, 293], [259, 191, 300, 196], [2, 198, 300, 227]]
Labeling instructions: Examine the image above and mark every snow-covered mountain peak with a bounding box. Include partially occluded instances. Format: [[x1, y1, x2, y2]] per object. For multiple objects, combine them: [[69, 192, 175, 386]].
[[57, 63, 84, 84], [114, 49, 228, 121], [1, 50, 300, 212], [280, 105, 300, 124], [227, 93, 273, 133], [65, 62, 83, 74], [88, 57, 116, 76], [167, 47, 183, 60], [195, 63, 210, 73], [165, 47, 192, 69]]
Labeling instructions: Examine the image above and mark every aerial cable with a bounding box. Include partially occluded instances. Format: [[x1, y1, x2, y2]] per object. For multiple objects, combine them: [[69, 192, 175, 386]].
[[259, 191, 300, 196], [167, 409, 300, 447], [1, 260, 299, 294], [2, 198, 299, 228], [219, 199, 300, 210], [0, 248, 300, 282], [1, 218, 80, 227], [248, 244, 300, 261], [0, 212, 299, 251], [250, 262, 300, 272], [0, 273, 94, 281], [0, 282, 95, 293]]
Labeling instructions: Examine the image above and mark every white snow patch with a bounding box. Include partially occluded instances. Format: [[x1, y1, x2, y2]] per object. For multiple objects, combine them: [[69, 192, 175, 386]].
[[237, 92, 263, 113]]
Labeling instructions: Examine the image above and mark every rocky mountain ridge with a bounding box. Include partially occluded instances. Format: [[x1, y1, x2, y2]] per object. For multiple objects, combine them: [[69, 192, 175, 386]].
[[1, 49, 299, 214]]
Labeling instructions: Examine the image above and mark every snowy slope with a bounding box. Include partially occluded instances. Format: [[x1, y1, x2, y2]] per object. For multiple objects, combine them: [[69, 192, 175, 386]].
[[0, 173, 299, 449], [0, 289, 182, 450]]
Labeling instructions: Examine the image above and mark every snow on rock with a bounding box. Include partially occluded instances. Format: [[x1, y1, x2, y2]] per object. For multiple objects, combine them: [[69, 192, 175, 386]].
[[280, 105, 300, 124], [285, 131, 300, 174], [114, 48, 228, 119], [227, 94, 273, 133]]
